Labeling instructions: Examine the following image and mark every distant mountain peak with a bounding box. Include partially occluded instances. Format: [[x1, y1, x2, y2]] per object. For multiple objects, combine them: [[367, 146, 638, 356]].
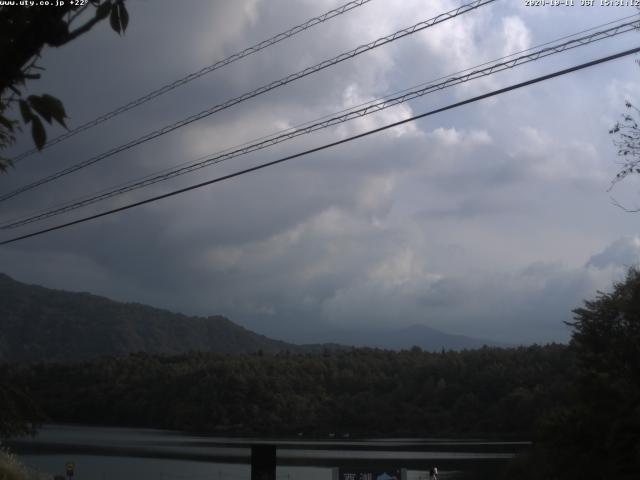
[[303, 323, 506, 352]]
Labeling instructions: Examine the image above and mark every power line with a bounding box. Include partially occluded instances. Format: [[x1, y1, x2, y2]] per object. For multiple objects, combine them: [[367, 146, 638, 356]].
[[2, 16, 635, 228], [3, 13, 636, 229], [2, 45, 637, 246], [10, 0, 375, 162], [0, 0, 496, 204], [30, 5, 635, 229], [3, 16, 638, 230]]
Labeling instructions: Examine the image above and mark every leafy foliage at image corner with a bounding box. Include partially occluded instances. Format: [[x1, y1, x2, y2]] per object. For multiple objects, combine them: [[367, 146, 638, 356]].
[[0, 0, 129, 173], [0, 447, 49, 480], [503, 268, 640, 480], [608, 102, 640, 196], [606, 7, 640, 206]]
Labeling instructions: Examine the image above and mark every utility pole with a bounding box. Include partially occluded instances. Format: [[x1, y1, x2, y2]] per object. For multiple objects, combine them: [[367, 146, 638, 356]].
[[250, 444, 276, 480]]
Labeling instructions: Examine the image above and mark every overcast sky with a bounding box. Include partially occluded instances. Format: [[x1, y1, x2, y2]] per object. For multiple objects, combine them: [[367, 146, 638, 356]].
[[2, 0, 640, 344]]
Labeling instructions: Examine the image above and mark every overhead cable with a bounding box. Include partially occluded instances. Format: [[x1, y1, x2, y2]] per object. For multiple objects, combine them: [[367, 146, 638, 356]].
[[10, 0, 375, 162], [0, 0, 497, 203], [1, 45, 638, 246], [2, 17, 638, 230]]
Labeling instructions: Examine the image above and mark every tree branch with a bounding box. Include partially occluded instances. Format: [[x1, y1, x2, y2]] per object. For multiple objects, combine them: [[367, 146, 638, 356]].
[[68, 4, 91, 26], [55, 14, 104, 45], [610, 195, 640, 213]]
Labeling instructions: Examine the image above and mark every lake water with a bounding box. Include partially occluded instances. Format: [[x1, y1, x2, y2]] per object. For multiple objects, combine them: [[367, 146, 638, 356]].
[[10, 425, 527, 480]]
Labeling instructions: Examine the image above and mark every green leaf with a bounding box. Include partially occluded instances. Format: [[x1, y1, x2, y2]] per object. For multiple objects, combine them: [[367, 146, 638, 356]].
[[31, 116, 46, 150], [96, 0, 112, 20], [110, 2, 121, 34], [39, 94, 68, 128], [118, 2, 129, 33], [19, 100, 32, 124], [28, 95, 53, 124], [27, 94, 68, 128]]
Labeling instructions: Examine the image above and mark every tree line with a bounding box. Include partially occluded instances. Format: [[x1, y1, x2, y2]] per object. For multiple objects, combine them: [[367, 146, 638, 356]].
[[2, 344, 571, 438]]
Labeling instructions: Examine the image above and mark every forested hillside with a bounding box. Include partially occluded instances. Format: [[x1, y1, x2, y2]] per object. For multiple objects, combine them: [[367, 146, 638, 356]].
[[0, 273, 298, 361], [3, 345, 572, 437]]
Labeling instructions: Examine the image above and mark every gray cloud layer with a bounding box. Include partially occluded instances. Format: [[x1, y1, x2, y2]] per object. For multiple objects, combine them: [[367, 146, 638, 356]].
[[1, 0, 640, 344]]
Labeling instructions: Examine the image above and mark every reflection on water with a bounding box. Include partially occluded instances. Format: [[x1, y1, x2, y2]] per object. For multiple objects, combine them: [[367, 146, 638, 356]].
[[21, 456, 450, 480], [21, 455, 253, 480], [14, 425, 525, 480]]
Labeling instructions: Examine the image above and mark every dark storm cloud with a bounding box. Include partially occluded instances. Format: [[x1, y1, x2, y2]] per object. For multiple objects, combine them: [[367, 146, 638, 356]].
[[1, 0, 639, 343]]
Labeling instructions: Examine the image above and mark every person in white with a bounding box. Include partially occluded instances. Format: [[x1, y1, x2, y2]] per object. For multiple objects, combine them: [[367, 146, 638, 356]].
[[429, 467, 438, 480]]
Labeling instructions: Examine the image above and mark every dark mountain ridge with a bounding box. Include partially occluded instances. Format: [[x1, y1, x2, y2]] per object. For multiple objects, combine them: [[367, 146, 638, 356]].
[[0, 273, 298, 361], [0, 273, 503, 362]]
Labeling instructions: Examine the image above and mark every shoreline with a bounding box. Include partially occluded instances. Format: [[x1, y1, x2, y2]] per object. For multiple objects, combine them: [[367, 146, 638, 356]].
[[8, 439, 517, 468]]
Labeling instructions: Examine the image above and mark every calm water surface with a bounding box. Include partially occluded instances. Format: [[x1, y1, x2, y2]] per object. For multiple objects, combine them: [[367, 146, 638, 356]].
[[14, 425, 526, 480]]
